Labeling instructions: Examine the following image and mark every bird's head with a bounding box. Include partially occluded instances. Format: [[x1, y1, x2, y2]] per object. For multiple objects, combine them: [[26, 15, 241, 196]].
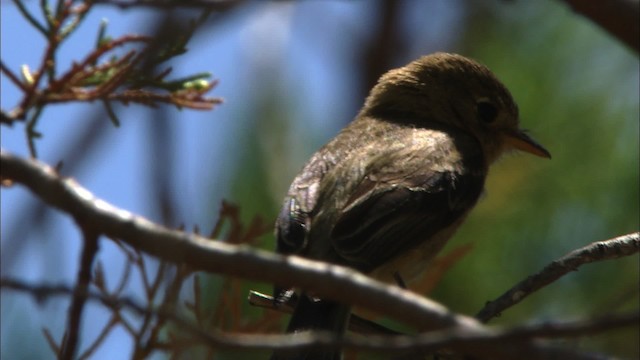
[[361, 52, 550, 163]]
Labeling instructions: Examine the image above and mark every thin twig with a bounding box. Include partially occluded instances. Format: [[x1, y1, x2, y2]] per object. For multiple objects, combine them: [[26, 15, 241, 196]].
[[14, 0, 69, 125], [26, 105, 44, 157], [77, 316, 119, 360], [47, 35, 153, 92], [1, 111, 15, 126], [93, 0, 244, 10], [1, 61, 29, 93], [60, 227, 101, 360], [59, 2, 92, 39], [12, 0, 48, 35], [476, 232, 640, 323], [1, 278, 633, 359], [42, 327, 62, 355]]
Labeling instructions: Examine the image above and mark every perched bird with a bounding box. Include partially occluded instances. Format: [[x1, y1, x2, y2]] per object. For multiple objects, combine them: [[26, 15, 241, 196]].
[[272, 52, 550, 360]]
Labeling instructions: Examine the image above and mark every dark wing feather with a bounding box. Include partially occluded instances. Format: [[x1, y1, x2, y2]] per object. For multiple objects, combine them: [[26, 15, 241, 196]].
[[274, 151, 335, 302], [275, 149, 332, 256], [330, 168, 484, 272], [275, 197, 309, 255]]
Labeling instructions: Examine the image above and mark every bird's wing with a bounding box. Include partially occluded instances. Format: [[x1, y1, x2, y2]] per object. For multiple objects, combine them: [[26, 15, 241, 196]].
[[273, 150, 339, 303], [275, 150, 333, 256], [330, 160, 484, 273]]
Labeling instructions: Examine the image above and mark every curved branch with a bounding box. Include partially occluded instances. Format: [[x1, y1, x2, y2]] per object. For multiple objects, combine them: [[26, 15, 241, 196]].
[[0, 150, 483, 344], [2, 278, 634, 359], [1, 150, 634, 359], [476, 232, 640, 323]]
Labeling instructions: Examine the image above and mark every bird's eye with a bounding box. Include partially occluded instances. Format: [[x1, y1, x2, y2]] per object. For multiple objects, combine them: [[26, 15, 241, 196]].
[[476, 100, 498, 124]]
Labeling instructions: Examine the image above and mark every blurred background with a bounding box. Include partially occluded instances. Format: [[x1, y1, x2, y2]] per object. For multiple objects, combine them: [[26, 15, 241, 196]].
[[1, 1, 638, 359]]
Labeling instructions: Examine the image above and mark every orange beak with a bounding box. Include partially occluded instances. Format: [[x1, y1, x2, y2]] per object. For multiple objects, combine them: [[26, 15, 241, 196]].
[[505, 130, 551, 159]]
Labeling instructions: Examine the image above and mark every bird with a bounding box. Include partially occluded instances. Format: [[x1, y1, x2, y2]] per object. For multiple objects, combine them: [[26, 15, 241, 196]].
[[271, 52, 550, 360]]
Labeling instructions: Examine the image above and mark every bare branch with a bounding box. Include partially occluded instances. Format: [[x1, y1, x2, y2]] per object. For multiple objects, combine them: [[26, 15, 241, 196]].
[[77, 316, 119, 360], [12, 0, 48, 36], [0, 60, 29, 93], [2, 149, 632, 359], [60, 228, 100, 360], [0, 150, 473, 331], [2, 278, 634, 360], [93, 0, 245, 10], [476, 232, 640, 323]]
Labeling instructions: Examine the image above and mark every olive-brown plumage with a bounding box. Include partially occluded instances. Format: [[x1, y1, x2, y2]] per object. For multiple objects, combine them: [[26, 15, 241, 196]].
[[272, 53, 550, 360]]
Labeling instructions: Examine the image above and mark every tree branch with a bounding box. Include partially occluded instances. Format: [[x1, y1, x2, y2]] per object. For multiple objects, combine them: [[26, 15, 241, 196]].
[[92, 0, 244, 9], [3, 149, 628, 359], [476, 232, 640, 323], [0, 149, 465, 331], [60, 228, 100, 360], [2, 278, 634, 359]]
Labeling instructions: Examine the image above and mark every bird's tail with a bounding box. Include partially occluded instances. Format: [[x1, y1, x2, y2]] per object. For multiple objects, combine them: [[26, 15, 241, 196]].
[[270, 295, 350, 360]]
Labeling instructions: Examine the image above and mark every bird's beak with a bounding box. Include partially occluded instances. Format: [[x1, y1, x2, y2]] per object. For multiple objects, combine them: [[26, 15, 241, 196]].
[[505, 130, 551, 159]]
